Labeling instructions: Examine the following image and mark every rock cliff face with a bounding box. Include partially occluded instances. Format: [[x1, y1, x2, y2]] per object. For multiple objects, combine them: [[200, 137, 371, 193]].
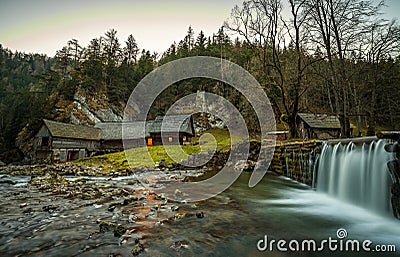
[[50, 87, 124, 126], [71, 89, 122, 125], [159, 90, 226, 133], [66, 90, 228, 129], [15, 87, 124, 162]]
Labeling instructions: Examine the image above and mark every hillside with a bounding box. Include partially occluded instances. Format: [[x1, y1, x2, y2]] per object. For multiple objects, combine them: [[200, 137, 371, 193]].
[[1, 22, 400, 163]]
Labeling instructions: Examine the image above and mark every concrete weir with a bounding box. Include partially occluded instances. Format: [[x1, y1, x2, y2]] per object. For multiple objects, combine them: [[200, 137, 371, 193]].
[[316, 139, 393, 216], [270, 133, 400, 219], [269, 140, 321, 186]]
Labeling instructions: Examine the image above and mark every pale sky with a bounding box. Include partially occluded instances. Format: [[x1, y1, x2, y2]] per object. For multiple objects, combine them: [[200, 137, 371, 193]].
[[0, 0, 399, 57]]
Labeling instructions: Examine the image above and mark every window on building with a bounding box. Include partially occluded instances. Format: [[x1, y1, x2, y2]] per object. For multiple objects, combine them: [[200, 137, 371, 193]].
[[41, 137, 49, 146]]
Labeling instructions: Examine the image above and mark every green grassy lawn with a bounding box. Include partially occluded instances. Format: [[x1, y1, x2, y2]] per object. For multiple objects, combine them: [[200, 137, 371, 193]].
[[75, 128, 233, 172]]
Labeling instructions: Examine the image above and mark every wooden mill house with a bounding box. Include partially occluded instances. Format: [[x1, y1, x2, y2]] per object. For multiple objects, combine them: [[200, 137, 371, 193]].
[[33, 119, 101, 162], [296, 113, 354, 139], [33, 114, 195, 162]]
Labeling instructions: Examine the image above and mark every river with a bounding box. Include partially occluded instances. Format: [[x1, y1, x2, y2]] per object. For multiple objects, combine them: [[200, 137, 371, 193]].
[[0, 172, 399, 256]]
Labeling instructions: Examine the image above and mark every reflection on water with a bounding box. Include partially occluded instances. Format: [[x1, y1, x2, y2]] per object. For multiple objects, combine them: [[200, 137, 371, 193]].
[[0, 172, 399, 256]]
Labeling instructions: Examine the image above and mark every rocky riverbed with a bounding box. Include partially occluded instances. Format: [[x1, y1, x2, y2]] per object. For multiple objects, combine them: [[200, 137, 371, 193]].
[[2, 166, 400, 257], [0, 165, 217, 256]]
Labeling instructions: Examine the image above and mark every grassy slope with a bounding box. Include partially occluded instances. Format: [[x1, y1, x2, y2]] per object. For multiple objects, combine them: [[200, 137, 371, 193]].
[[75, 128, 232, 172], [76, 122, 386, 173]]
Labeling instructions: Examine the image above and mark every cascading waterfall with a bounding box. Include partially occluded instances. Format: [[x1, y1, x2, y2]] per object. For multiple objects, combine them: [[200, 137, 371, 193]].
[[315, 139, 394, 216]]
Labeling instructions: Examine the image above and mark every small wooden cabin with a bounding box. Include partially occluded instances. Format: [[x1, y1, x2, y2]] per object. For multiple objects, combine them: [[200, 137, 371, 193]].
[[296, 113, 353, 139], [33, 119, 101, 162], [146, 114, 195, 146]]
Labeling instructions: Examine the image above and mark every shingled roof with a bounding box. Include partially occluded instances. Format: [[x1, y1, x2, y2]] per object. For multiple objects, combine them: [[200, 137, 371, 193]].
[[95, 122, 150, 140], [43, 119, 101, 141], [148, 114, 194, 136], [297, 113, 356, 129], [297, 113, 341, 129], [42, 114, 194, 142]]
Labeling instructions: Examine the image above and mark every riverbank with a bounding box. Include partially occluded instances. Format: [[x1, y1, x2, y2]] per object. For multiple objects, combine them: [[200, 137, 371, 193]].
[[0, 162, 144, 177], [0, 137, 321, 184]]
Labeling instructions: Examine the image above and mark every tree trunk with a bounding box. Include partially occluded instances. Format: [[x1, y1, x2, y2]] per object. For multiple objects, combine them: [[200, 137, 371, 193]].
[[289, 113, 298, 138], [366, 112, 376, 136], [289, 121, 297, 138], [366, 77, 377, 136], [289, 92, 299, 138]]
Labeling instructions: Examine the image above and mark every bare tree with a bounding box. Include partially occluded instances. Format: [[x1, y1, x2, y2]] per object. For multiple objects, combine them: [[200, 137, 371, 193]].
[[225, 0, 285, 119], [225, 0, 316, 137], [303, 0, 383, 137], [359, 20, 400, 135], [282, 0, 321, 137]]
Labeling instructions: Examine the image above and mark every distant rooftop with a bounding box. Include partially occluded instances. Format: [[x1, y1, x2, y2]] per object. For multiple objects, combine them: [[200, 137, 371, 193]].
[[298, 113, 345, 129], [95, 121, 150, 140], [148, 114, 195, 136]]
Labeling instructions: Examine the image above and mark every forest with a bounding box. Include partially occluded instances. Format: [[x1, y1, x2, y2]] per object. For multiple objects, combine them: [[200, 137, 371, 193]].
[[0, 0, 399, 162]]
